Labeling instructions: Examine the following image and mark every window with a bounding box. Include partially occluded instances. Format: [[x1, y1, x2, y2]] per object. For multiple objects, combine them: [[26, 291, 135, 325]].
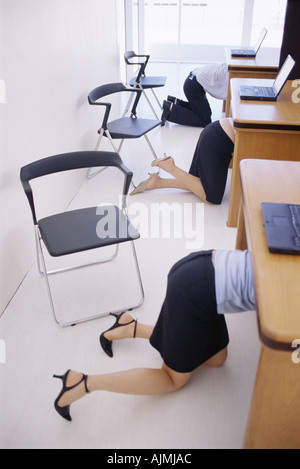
[[251, 0, 287, 47], [125, 0, 287, 63], [180, 1, 244, 45]]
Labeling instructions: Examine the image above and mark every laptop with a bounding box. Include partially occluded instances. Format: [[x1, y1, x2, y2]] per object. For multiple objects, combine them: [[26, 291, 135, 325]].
[[231, 28, 267, 58], [261, 202, 300, 254], [240, 54, 296, 101]]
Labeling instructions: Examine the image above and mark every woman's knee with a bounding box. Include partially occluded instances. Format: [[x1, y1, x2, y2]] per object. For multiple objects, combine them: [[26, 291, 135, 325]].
[[205, 347, 228, 367], [162, 363, 193, 392]]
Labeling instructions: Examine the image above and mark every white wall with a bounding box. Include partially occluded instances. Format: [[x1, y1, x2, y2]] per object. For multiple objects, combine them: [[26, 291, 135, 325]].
[[0, 0, 121, 313]]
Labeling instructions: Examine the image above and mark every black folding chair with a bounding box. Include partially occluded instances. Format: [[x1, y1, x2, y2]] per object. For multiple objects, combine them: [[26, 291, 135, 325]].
[[124, 51, 167, 119], [87, 82, 162, 179], [20, 151, 144, 327]]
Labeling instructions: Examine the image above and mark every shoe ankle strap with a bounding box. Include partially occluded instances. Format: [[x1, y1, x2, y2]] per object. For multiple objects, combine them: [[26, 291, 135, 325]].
[[83, 375, 90, 394], [133, 320, 138, 339]]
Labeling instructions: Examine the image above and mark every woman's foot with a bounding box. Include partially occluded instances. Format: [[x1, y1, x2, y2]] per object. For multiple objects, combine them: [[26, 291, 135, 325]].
[[100, 312, 138, 357], [151, 154, 172, 167], [161, 100, 173, 126], [103, 313, 137, 342], [151, 156, 175, 173], [53, 370, 90, 420], [167, 95, 177, 104], [130, 173, 162, 195]]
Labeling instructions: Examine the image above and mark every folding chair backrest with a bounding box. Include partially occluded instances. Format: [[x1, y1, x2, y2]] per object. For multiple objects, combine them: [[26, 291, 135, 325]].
[[88, 82, 143, 120], [124, 51, 150, 82], [88, 82, 132, 104], [124, 51, 150, 66], [20, 151, 132, 224]]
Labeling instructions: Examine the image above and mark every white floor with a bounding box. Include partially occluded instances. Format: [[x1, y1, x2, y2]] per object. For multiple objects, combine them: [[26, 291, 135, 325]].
[[0, 63, 261, 449]]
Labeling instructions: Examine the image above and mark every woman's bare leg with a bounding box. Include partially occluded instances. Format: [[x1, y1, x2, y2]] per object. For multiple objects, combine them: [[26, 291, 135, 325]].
[[204, 347, 228, 367], [54, 310, 228, 410], [54, 314, 194, 406], [55, 346, 228, 409], [131, 118, 235, 201], [104, 314, 228, 367], [160, 160, 208, 201], [55, 365, 193, 410], [135, 161, 208, 202], [103, 313, 154, 342], [88, 364, 192, 396]]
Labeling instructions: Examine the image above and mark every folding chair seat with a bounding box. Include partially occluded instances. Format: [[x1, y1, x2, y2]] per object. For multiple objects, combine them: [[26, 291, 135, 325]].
[[20, 151, 144, 327], [124, 51, 167, 119], [87, 82, 162, 179]]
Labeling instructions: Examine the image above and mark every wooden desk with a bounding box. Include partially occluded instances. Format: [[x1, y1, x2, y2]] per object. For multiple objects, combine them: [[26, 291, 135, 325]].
[[225, 47, 280, 116], [228, 78, 300, 228], [236, 159, 300, 449]]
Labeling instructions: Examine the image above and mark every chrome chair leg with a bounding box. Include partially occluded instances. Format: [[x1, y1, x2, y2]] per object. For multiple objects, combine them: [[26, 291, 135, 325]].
[[35, 226, 143, 327], [87, 129, 119, 179], [140, 88, 160, 119], [150, 87, 163, 110], [130, 240, 145, 310], [87, 129, 105, 179], [122, 91, 136, 117], [144, 133, 160, 163]]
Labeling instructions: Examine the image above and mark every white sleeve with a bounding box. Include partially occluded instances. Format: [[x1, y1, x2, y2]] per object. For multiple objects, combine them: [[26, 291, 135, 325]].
[[193, 63, 229, 100], [214, 250, 256, 315]]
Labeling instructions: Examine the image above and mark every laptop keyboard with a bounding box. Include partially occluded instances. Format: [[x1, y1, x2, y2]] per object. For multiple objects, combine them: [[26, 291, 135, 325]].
[[253, 86, 275, 97], [290, 204, 300, 237]]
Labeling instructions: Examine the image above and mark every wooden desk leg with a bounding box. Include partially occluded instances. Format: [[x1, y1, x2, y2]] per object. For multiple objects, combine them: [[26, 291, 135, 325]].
[[227, 131, 300, 227], [235, 204, 248, 250], [244, 345, 300, 449], [227, 144, 241, 228], [225, 78, 231, 117]]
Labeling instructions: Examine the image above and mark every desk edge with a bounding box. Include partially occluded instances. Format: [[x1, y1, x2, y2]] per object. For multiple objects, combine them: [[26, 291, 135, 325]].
[[234, 122, 300, 132]]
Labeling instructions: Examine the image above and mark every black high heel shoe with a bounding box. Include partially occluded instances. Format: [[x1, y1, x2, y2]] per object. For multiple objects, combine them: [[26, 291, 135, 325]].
[[161, 100, 173, 126], [53, 370, 90, 422], [167, 95, 177, 104], [100, 312, 138, 358]]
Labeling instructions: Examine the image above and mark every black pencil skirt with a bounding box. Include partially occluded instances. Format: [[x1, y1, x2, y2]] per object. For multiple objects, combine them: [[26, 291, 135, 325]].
[[150, 251, 229, 373], [189, 120, 234, 205]]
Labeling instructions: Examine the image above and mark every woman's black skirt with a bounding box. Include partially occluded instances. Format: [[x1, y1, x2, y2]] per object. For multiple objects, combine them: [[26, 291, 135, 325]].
[[189, 120, 234, 204], [150, 251, 229, 373]]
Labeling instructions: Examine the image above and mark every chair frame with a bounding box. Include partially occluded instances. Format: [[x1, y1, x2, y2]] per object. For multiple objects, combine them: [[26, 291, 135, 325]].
[[88, 82, 161, 180], [124, 51, 166, 119], [20, 151, 145, 327]]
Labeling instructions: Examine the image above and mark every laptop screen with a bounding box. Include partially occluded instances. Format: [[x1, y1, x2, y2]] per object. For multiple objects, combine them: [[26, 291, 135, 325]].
[[273, 54, 296, 95], [254, 28, 268, 53]]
